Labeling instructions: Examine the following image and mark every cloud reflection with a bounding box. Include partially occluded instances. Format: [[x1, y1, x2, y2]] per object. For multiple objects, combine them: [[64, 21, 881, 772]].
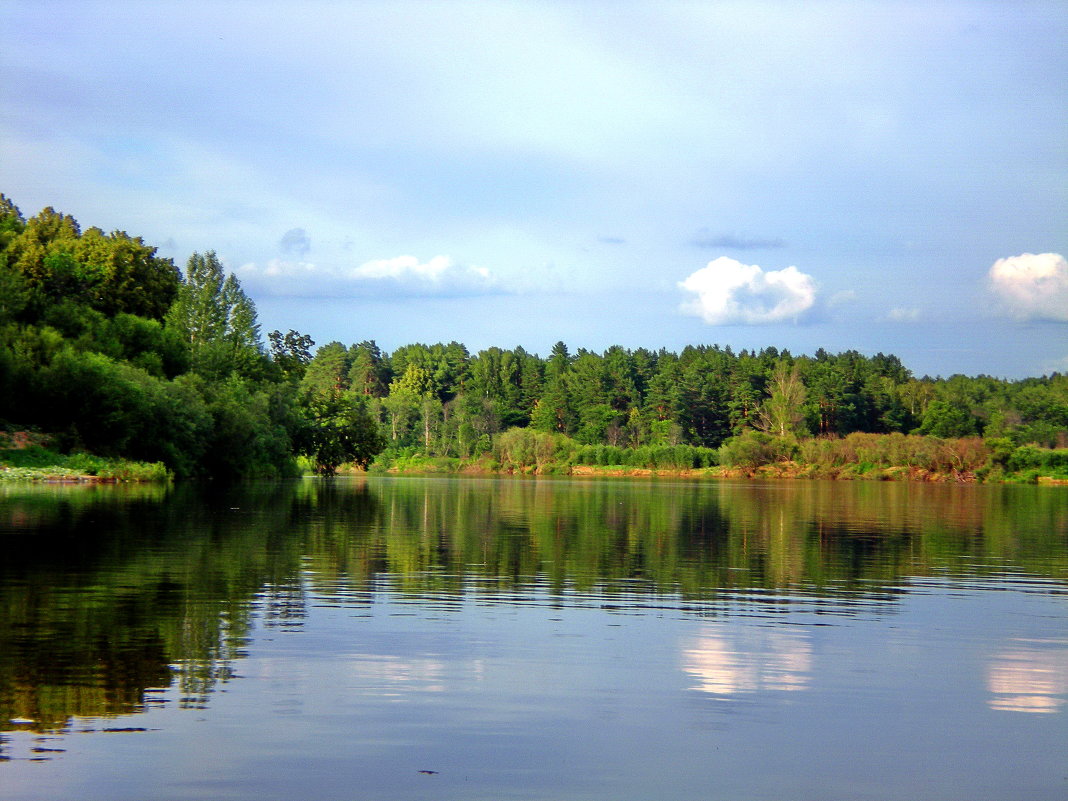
[[347, 655, 446, 698], [986, 640, 1068, 714], [681, 627, 812, 696]]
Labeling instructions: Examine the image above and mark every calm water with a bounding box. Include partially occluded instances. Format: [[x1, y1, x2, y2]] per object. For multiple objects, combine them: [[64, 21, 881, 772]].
[[1, 476, 1066, 801]]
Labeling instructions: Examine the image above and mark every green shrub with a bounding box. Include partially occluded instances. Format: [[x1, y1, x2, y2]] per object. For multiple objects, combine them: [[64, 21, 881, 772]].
[[1007, 446, 1068, 477], [719, 431, 796, 469], [0, 445, 171, 481], [797, 433, 989, 474]]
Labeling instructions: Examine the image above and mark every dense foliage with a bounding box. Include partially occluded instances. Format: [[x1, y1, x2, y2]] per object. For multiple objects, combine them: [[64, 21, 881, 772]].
[[0, 195, 382, 478], [1, 194, 1065, 480], [306, 335, 1066, 478]]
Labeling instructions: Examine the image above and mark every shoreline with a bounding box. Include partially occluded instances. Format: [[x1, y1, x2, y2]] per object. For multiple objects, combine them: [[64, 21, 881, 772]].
[[3, 463, 1063, 485], [362, 461, 1063, 485], [2, 458, 1062, 486], [0, 466, 163, 483]]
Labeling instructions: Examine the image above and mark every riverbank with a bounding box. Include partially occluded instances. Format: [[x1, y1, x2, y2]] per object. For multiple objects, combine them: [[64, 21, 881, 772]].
[[569, 463, 982, 482], [0, 434, 171, 482], [363, 429, 1068, 484], [0, 460, 171, 483], [4, 454, 1060, 485], [362, 455, 1061, 484], [5, 430, 1063, 485]]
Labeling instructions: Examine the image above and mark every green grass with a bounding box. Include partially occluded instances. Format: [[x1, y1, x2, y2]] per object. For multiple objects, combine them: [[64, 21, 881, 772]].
[[0, 446, 171, 482]]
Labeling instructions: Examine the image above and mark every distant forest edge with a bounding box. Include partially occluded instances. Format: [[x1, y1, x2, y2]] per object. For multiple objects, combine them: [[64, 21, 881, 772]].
[[1, 194, 1065, 483]]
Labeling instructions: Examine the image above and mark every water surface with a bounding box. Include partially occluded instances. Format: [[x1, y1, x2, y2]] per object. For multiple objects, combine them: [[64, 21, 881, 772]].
[[1, 477, 1066, 800]]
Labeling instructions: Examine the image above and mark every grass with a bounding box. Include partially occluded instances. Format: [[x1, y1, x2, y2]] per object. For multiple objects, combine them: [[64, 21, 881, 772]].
[[0, 445, 171, 482]]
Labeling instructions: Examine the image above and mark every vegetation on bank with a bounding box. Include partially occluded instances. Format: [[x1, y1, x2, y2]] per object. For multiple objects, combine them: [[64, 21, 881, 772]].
[[366, 428, 1068, 483], [0, 192, 1065, 483], [0, 430, 170, 481], [0, 196, 383, 480], [0, 442, 170, 482]]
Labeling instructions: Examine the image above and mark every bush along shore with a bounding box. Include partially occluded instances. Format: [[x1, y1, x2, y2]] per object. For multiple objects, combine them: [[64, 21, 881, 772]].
[[364, 429, 1068, 484], [8, 429, 1059, 487], [5, 429, 1065, 486]]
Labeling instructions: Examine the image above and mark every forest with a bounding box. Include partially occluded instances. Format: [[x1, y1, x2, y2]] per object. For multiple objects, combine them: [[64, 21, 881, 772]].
[[1, 194, 1066, 481]]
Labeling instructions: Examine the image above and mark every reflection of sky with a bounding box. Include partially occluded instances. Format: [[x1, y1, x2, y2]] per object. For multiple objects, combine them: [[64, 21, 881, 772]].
[[987, 639, 1068, 714], [346, 654, 451, 698], [681, 626, 812, 696]]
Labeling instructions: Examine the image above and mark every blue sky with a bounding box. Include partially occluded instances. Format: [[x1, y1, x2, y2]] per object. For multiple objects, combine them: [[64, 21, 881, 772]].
[[2, 1, 1065, 378]]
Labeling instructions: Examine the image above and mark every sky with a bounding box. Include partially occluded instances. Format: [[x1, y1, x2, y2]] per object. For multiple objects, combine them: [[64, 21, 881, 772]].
[[1, 0, 1066, 379]]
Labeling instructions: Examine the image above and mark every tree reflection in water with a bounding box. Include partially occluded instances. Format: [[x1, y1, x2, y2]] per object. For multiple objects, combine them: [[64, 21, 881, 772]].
[[0, 477, 1064, 740]]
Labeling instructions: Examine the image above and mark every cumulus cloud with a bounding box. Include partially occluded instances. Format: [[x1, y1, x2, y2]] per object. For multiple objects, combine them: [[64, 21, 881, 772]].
[[279, 227, 311, 257], [987, 253, 1068, 322], [352, 254, 454, 280], [678, 256, 817, 325], [237, 254, 499, 298], [350, 256, 498, 297]]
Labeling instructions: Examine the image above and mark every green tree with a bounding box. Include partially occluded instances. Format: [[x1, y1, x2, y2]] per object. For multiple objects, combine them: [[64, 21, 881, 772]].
[[531, 373, 574, 435], [804, 359, 852, 435], [301, 341, 351, 397], [165, 251, 263, 379], [919, 399, 977, 438], [757, 360, 808, 438], [380, 365, 435, 445], [297, 391, 384, 475], [726, 355, 766, 434], [348, 340, 390, 396], [3, 206, 179, 321], [643, 356, 683, 446], [71, 227, 181, 319], [678, 351, 731, 447], [0, 194, 26, 256], [268, 329, 315, 383]]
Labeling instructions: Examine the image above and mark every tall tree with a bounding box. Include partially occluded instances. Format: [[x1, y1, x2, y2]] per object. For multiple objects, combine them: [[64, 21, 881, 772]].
[[301, 341, 351, 397], [268, 329, 315, 383], [165, 251, 262, 379], [349, 340, 390, 397], [757, 360, 808, 438]]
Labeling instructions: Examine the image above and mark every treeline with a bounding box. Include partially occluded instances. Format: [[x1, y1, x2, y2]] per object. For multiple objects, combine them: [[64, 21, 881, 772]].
[[1, 194, 1065, 480], [302, 333, 1067, 474]]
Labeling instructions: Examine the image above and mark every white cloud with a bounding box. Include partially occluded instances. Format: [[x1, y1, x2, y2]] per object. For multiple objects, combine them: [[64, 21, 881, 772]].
[[245, 258, 317, 278], [236, 255, 498, 298], [352, 255, 453, 281], [987, 253, 1068, 322], [887, 306, 920, 321], [350, 255, 495, 294], [678, 256, 817, 325]]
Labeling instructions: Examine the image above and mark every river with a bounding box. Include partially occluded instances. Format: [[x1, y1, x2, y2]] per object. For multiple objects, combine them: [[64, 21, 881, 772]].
[[1, 476, 1066, 800]]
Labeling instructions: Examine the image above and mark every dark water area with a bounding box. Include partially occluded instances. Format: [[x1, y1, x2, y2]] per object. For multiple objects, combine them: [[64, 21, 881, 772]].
[[1, 476, 1066, 800]]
